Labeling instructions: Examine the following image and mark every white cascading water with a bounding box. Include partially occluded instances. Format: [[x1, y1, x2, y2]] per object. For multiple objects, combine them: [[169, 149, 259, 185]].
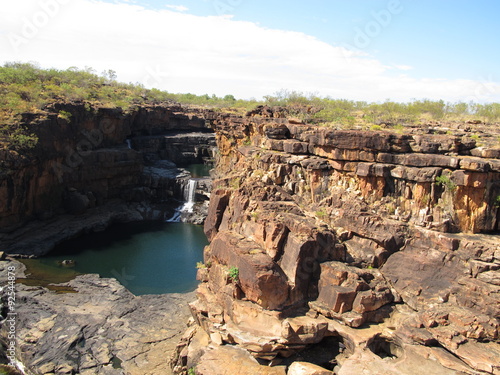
[[184, 179, 197, 212], [167, 178, 197, 222], [125, 139, 132, 149]]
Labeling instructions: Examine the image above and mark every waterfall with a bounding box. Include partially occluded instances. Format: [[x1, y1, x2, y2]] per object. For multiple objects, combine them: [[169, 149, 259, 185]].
[[185, 179, 197, 205], [125, 139, 132, 149], [167, 178, 197, 222]]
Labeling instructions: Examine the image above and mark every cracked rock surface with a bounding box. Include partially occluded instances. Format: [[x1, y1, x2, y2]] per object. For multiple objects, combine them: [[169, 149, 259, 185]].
[[0, 261, 193, 375]]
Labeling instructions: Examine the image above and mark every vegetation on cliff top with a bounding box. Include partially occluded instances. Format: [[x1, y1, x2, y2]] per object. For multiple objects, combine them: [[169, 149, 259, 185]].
[[1, 62, 500, 151], [264, 89, 500, 128], [0, 62, 253, 150], [0, 62, 167, 150]]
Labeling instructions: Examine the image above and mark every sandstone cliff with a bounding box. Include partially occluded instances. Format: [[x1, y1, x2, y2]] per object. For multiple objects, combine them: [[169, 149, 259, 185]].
[[0, 102, 216, 255], [173, 108, 500, 374]]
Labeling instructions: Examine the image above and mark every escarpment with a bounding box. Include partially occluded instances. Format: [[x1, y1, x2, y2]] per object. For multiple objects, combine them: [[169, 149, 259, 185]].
[[173, 108, 500, 374], [0, 102, 216, 255], [1, 101, 499, 374]]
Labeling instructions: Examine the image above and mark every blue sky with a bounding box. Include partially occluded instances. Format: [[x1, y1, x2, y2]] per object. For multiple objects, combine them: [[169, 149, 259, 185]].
[[1, 0, 499, 102], [158, 0, 500, 81]]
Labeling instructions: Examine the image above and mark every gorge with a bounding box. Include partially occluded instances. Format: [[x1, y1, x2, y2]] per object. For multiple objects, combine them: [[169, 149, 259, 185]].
[[0, 101, 216, 374], [0, 102, 499, 375], [0, 102, 216, 256]]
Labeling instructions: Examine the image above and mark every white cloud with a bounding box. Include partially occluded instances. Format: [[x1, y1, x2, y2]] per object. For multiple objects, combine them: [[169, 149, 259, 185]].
[[0, 0, 499, 103], [165, 4, 188, 12]]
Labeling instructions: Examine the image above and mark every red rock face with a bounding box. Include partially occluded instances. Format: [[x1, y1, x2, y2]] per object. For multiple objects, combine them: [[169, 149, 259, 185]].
[[0, 103, 214, 233], [178, 109, 500, 375], [3, 103, 499, 374], [209, 231, 290, 310]]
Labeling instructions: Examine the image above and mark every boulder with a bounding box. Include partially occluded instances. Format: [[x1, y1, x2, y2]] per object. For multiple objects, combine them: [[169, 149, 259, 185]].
[[280, 316, 329, 345], [203, 189, 231, 241], [264, 123, 290, 140], [209, 231, 290, 309], [195, 346, 286, 375], [63, 189, 90, 215]]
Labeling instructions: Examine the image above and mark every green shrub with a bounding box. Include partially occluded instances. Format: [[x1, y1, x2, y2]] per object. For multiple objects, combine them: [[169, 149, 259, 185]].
[[470, 134, 483, 147], [436, 175, 457, 191], [315, 209, 327, 219], [392, 123, 405, 133], [229, 178, 240, 190], [408, 99, 446, 119], [228, 266, 239, 283], [2, 126, 39, 150], [421, 193, 431, 206], [58, 110, 72, 121]]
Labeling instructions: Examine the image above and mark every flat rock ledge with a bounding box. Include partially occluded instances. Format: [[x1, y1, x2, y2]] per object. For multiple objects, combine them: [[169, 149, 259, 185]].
[[0, 260, 194, 375]]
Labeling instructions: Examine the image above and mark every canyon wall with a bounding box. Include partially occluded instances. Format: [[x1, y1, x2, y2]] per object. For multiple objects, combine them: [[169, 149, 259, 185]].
[[174, 108, 500, 374], [0, 102, 216, 255], [1, 102, 499, 374]]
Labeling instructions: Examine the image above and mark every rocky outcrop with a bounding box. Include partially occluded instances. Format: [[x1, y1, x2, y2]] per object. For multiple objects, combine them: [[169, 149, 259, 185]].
[[173, 110, 500, 374], [0, 102, 216, 255], [0, 201, 143, 256], [0, 260, 194, 375], [1, 102, 499, 374], [132, 131, 216, 166]]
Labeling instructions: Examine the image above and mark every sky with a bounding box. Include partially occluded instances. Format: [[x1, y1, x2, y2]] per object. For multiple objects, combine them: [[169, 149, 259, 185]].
[[1, 0, 499, 103]]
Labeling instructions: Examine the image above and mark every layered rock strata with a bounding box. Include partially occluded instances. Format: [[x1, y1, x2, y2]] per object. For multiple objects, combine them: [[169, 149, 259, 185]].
[[173, 110, 500, 374], [0, 102, 216, 255]]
